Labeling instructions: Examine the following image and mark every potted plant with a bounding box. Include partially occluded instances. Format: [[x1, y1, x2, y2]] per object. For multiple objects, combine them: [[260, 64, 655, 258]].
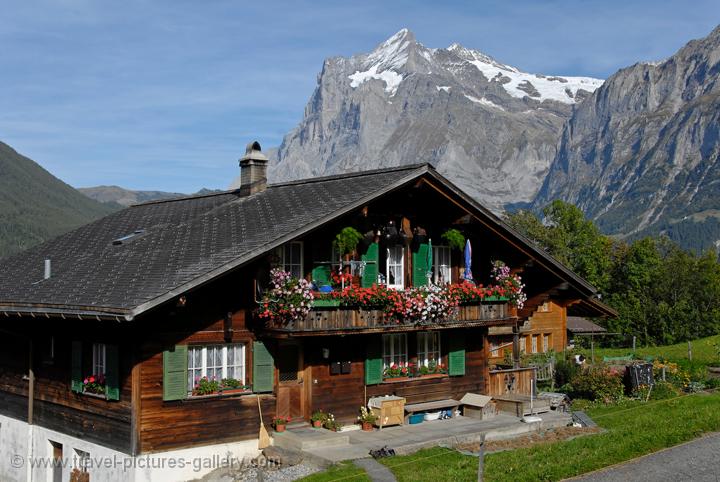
[[333, 227, 364, 259], [323, 413, 342, 432], [273, 416, 291, 432], [311, 409, 328, 428], [220, 377, 250, 394], [358, 406, 377, 431], [383, 363, 411, 381], [192, 376, 220, 397], [83, 374, 106, 395], [441, 228, 465, 252]]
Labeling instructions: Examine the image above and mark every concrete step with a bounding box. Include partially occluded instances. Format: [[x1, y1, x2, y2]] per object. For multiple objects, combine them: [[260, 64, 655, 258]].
[[273, 426, 350, 450]]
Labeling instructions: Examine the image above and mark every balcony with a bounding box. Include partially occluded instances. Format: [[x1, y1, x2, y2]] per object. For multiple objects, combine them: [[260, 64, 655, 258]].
[[261, 299, 516, 335]]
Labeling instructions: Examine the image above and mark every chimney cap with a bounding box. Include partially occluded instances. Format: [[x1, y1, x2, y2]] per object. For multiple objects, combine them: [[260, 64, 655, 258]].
[[239, 141, 268, 165]]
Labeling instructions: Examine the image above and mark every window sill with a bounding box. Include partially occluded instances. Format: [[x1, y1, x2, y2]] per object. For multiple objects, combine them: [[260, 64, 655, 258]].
[[185, 390, 254, 402], [79, 391, 108, 400], [382, 374, 449, 384]]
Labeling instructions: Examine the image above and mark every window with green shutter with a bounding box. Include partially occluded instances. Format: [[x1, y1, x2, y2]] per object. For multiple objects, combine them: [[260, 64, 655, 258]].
[[447, 332, 466, 376], [105, 344, 120, 401], [412, 243, 430, 286], [71, 341, 83, 393], [163, 345, 188, 401], [361, 242, 379, 288], [252, 341, 274, 393], [365, 337, 383, 385]]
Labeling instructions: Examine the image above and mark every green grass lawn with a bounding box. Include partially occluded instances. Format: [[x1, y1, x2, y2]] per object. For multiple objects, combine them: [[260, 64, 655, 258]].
[[298, 461, 370, 481], [580, 334, 720, 366], [367, 391, 720, 482]]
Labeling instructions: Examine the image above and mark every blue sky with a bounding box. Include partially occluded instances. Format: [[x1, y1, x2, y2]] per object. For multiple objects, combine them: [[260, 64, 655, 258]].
[[1, 1, 718, 193]]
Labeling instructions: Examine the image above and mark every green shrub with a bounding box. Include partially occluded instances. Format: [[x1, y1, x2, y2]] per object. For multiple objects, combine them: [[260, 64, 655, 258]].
[[649, 381, 680, 400], [555, 358, 578, 388], [704, 377, 720, 389], [568, 367, 624, 403]]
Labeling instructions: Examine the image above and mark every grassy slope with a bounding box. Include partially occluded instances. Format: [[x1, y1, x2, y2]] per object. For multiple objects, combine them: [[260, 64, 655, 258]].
[[582, 334, 720, 365], [372, 392, 720, 482], [0, 141, 117, 258]]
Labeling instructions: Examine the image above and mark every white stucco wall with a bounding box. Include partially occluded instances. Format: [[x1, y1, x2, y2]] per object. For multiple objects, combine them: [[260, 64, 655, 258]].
[[0, 414, 261, 482]]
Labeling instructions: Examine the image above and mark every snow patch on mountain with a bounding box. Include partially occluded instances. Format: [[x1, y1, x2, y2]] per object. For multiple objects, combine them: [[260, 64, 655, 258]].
[[449, 44, 603, 103], [349, 66, 404, 94], [464, 94, 505, 111]]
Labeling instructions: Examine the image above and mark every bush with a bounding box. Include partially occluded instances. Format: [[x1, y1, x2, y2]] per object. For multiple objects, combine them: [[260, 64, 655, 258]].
[[555, 358, 578, 388], [568, 366, 624, 403], [704, 377, 720, 389], [649, 381, 680, 400]]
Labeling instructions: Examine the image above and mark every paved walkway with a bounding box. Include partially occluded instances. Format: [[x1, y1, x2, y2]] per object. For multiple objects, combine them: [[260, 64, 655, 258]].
[[570, 432, 720, 481], [353, 458, 397, 482]]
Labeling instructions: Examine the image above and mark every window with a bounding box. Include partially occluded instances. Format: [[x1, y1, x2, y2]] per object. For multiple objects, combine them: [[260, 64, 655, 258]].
[[92, 343, 106, 377], [386, 246, 404, 289], [186, 343, 246, 393], [274, 242, 303, 279], [489, 339, 501, 357], [417, 332, 441, 367], [539, 302, 551, 312], [49, 441, 63, 482], [433, 246, 452, 285], [520, 336, 527, 354], [531, 335, 538, 354], [74, 449, 89, 473], [543, 334, 550, 353], [382, 334, 407, 369]]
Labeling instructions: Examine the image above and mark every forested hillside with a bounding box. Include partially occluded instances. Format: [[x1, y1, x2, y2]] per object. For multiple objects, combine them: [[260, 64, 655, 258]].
[[0, 141, 117, 258], [506, 202, 720, 345]]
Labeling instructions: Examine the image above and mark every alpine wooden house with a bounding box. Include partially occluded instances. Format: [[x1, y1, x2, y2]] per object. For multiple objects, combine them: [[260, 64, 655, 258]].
[[0, 142, 614, 481]]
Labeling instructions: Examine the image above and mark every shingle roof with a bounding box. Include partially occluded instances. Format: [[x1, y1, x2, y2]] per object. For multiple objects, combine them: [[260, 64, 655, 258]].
[[567, 316, 608, 334], [0, 164, 428, 320], [0, 162, 606, 321]]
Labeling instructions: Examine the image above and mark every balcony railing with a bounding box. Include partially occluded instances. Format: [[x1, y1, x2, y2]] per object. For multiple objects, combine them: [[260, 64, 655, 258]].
[[262, 300, 516, 335]]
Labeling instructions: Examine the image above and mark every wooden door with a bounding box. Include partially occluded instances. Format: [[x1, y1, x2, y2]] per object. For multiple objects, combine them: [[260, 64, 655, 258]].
[[276, 343, 306, 421]]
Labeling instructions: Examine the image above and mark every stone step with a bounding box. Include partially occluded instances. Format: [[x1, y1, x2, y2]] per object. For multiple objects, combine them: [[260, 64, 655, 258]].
[[273, 426, 350, 450]]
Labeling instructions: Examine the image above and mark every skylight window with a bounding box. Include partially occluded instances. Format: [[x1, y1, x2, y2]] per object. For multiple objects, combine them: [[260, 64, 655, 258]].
[[112, 229, 145, 245]]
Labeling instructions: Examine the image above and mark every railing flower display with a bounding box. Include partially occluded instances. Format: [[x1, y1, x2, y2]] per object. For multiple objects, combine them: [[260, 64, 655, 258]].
[[491, 261, 527, 309], [257, 269, 314, 326]]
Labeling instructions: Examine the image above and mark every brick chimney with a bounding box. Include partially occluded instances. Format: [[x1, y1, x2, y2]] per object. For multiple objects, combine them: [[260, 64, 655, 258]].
[[238, 141, 268, 195]]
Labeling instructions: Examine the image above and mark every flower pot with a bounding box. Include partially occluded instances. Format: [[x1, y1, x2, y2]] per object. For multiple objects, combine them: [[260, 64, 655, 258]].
[[362, 421, 374, 431], [383, 377, 409, 383], [312, 420, 323, 428], [275, 424, 286, 433]]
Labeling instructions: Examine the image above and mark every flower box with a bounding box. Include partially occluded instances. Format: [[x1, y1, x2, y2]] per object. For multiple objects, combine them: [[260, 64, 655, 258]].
[[312, 299, 342, 308], [383, 377, 411, 383]]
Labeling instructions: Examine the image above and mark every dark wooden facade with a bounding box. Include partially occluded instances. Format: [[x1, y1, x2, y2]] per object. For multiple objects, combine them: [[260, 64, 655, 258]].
[[0, 171, 608, 456]]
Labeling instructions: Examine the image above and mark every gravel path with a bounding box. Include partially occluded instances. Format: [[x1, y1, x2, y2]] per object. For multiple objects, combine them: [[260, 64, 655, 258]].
[[569, 432, 720, 482]]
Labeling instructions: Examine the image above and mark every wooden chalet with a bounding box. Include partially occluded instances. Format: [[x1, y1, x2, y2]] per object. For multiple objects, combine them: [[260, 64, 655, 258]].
[[0, 142, 614, 481]]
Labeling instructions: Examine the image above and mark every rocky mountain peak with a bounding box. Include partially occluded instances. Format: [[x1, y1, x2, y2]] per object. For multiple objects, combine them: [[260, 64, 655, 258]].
[[241, 30, 606, 212]]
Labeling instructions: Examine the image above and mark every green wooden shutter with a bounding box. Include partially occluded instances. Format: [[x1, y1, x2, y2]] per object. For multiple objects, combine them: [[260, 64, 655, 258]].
[[253, 341, 274, 393], [365, 337, 383, 385], [105, 344, 120, 401], [412, 243, 430, 286], [71, 341, 83, 393], [361, 242, 379, 288], [448, 332, 466, 376], [162, 345, 188, 401]]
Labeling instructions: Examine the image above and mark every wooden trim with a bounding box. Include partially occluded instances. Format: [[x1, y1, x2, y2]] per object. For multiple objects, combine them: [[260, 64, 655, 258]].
[[130, 350, 141, 456]]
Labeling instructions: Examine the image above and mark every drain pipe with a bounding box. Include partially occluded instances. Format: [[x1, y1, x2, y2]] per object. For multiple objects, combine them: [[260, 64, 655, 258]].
[[27, 337, 35, 482]]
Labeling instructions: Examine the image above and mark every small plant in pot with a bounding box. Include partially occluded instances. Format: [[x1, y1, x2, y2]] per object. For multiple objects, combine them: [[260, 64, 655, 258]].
[[311, 409, 328, 428], [273, 416, 291, 432], [333, 227, 364, 260], [323, 413, 342, 432], [358, 406, 377, 431], [441, 228, 465, 252]]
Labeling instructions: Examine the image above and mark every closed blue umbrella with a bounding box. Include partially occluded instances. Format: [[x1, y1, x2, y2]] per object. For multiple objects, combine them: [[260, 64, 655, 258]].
[[463, 239, 473, 282], [426, 238, 433, 284]]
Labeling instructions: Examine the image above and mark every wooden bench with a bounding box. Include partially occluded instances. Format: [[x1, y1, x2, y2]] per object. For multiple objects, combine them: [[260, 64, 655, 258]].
[[404, 399, 461, 422]]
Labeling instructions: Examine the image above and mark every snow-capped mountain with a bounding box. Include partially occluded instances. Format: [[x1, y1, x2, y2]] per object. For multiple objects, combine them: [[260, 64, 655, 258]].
[[234, 29, 604, 211]]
